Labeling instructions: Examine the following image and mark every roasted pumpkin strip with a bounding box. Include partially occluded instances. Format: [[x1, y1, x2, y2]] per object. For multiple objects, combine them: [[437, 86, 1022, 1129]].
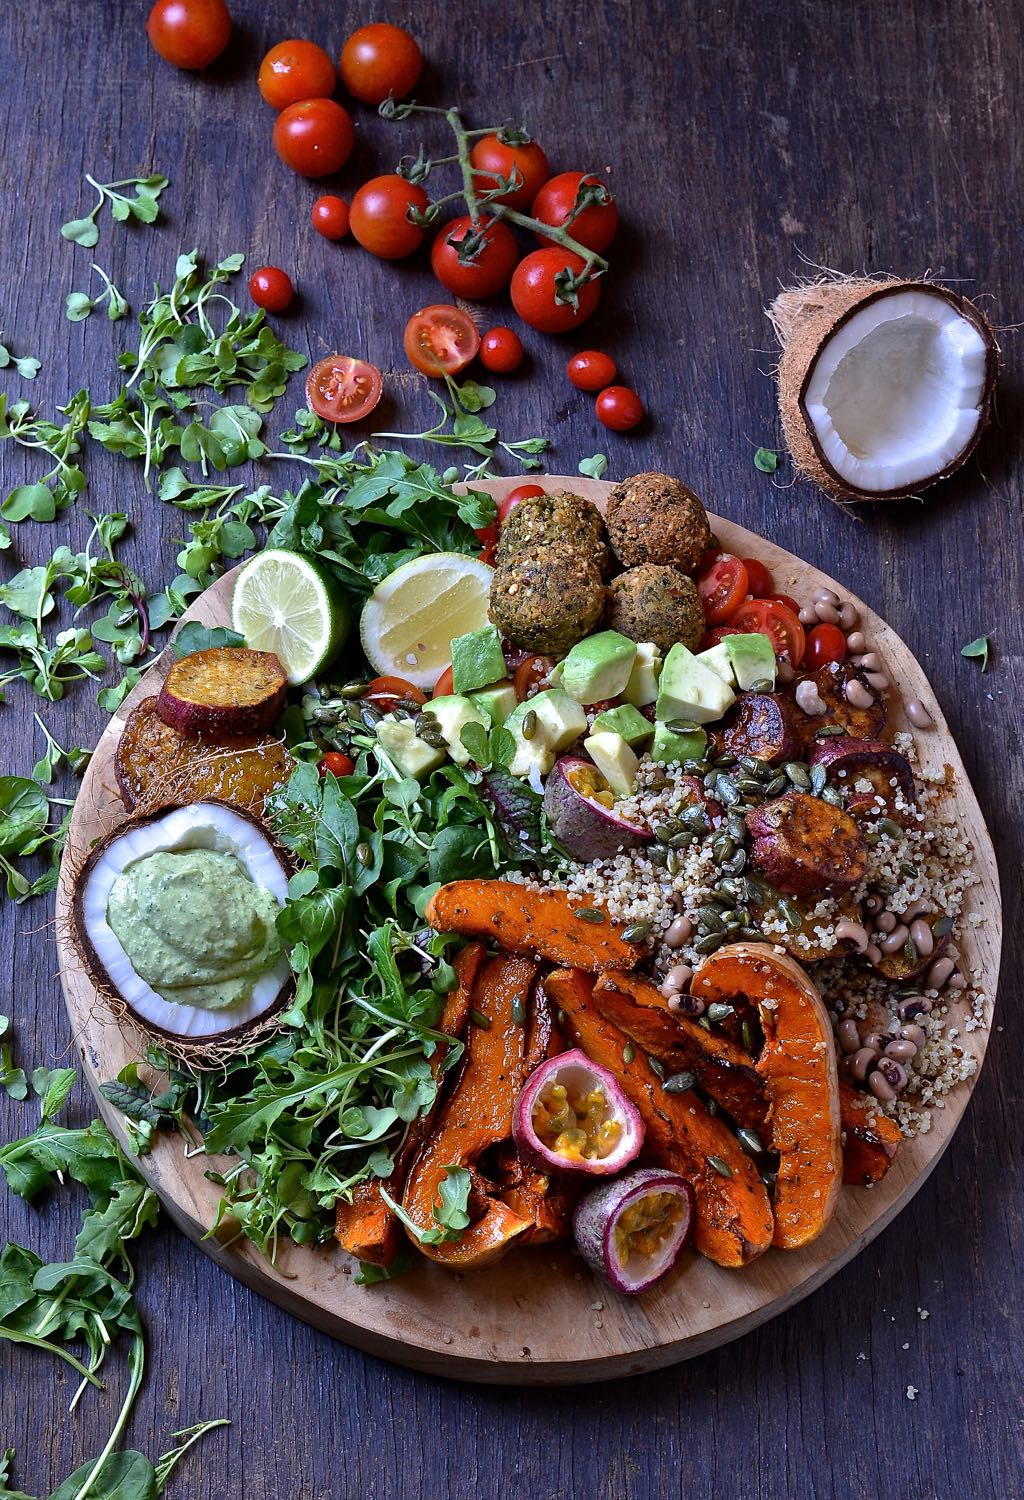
[[839, 1081, 902, 1186], [495, 1141, 579, 1246], [545, 968, 774, 1269], [425, 880, 644, 973]]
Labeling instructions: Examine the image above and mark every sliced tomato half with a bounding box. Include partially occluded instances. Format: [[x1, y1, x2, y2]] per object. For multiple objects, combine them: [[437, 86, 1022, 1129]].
[[727, 598, 806, 664], [697, 553, 749, 624], [403, 304, 481, 377], [306, 355, 383, 424]]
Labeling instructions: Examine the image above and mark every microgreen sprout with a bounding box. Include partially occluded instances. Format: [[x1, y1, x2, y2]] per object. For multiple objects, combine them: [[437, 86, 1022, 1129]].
[[60, 172, 169, 248]]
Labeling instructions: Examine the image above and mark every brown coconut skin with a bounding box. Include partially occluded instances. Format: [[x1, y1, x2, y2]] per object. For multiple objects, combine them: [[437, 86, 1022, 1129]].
[[771, 278, 999, 502]]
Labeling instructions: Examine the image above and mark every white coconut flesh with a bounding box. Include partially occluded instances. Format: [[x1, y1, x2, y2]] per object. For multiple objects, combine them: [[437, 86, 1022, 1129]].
[[79, 802, 290, 1041], [802, 289, 991, 494]]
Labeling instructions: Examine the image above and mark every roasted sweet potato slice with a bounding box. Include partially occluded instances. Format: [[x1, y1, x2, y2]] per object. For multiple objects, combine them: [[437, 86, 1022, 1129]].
[[401, 953, 536, 1269], [796, 662, 887, 746], [115, 697, 292, 815], [839, 1082, 902, 1186], [692, 943, 842, 1251], [807, 737, 916, 813], [747, 791, 867, 897], [546, 968, 774, 1268], [750, 890, 864, 963], [158, 648, 287, 736], [721, 692, 801, 765], [425, 881, 644, 972], [593, 970, 768, 1133]]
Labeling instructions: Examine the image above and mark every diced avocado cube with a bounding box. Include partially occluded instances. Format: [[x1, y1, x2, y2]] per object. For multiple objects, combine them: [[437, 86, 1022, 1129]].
[[696, 641, 736, 686], [470, 680, 518, 727], [427, 694, 490, 766], [583, 731, 639, 797], [591, 702, 655, 747], [724, 632, 777, 691], [622, 641, 662, 708], [505, 688, 587, 782], [546, 660, 564, 687], [655, 643, 736, 725], [376, 715, 445, 779], [560, 630, 638, 705], [450, 624, 507, 695], [508, 734, 554, 781], [651, 721, 707, 766]]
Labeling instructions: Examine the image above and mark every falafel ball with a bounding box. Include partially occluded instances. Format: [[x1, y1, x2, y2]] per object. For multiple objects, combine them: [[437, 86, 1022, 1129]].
[[489, 542, 605, 656], [605, 472, 712, 574], [497, 490, 612, 578], [604, 564, 706, 654]]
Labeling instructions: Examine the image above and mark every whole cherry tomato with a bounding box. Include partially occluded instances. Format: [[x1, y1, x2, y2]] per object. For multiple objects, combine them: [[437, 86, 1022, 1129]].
[[350, 175, 429, 259], [248, 265, 294, 312], [595, 385, 644, 431], [698, 553, 750, 624], [339, 22, 422, 104], [510, 250, 601, 334], [728, 598, 806, 664], [273, 98, 354, 177], [532, 172, 619, 253], [741, 557, 774, 598], [770, 593, 801, 615], [311, 195, 350, 240], [480, 327, 525, 374], [306, 355, 383, 423], [430, 215, 519, 299], [146, 0, 230, 69], [513, 654, 555, 701], [432, 665, 455, 698], [498, 483, 544, 523], [403, 305, 480, 377], [804, 622, 848, 670], [318, 750, 354, 778], [470, 133, 550, 212], [567, 350, 617, 391], [258, 39, 336, 110], [364, 676, 426, 713]]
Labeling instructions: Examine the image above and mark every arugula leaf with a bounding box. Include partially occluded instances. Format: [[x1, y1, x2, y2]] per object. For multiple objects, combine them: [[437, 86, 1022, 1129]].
[[353, 1243, 414, 1285]]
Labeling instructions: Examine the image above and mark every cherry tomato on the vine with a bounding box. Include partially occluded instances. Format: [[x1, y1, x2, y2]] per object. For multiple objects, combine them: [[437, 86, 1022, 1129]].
[[248, 266, 294, 312], [698, 553, 750, 624], [498, 483, 545, 523], [350, 175, 429, 259], [318, 751, 354, 778], [595, 385, 644, 431], [479, 327, 524, 374], [470, 133, 550, 212], [532, 172, 619, 253], [567, 350, 617, 391], [404, 305, 481, 377], [364, 676, 426, 713], [740, 557, 774, 599], [273, 98, 354, 177], [510, 249, 601, 334], [306, 355, 383, 424], [804, 622, 848, 670], [258, 39, 335, 110], [311, 195, 350, 240], [339, 22, 422, 105], [513, 654, 556, 701], [146, 0, 231, 69], [728, 598, 806, 664], [430, 215, 519, 299]]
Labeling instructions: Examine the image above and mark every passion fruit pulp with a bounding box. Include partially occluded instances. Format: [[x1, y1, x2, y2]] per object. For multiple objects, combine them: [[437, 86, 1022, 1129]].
[[573, 1166, 695, 1294], [513, 1048, 645, 1176], [542, 755, 652, 861]]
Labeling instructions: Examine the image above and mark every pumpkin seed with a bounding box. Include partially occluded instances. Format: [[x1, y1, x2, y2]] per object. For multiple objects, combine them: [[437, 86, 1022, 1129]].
[[705, 1096, 718, 1114], [697, 907, 726, 933], [713, 753, 736, 768], [784, 761, 811, 789], [901, 861, 918, 878], [355, 842, 373, 867], [511, 997, 527, 1026], [821, 786, 845, 808], [736, 775, 764, 798], [703, 769, 720, 791], [667, 718, 701, 735], [669, 831, 695, 849], [932, 915, 954, 938], [648, 1054, 666, 1079], [665, 849, 681, 877], [469, 1008, 491, 1030], [521, 708, 539, 741], [339, 680, 368, 699], [864, 832, 881, 847], [663, 1071, 697, 1094], [622, 921, 652, 943], [740, 925, 763, 940], [809, 763, 828, 796], [815, 723, 846, 737], [697, 1016, 711, 1031], [572, 907, 605, 923], [708, 1155, 734, 1178], [904, 937, 917, 965], [723, 911, 743, 930], [737, 1127, 764, 1156], [680, 807, 710, 835], [711, 835, 736, 865], [764, 773, 788, 796], [732, 905, 751, 926], [878, 817, 903, 839], [707, 1001, 735, 1023], [748, 677, 774, 693], [648, 845, 670, 868], [683, 758, 709, 775], [722, 848, 747, 875], [716, 775, 740, 806], [359, 703, 382, 729], [653, 821, 679, 843], [694, 932, 725, 955], [395, 698, 425, 712], [741, 1018, 758, 1053], [622, 1042, 636, 1064], [744, 875, 770, 903], [738, 756, 766, 776], [778, 896, 803, 931]]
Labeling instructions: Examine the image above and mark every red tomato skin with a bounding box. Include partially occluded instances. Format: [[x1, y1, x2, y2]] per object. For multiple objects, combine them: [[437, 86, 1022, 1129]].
[[146, 0, 231, 69], [805, 623, 848, 670], [698, 626, 744, 651], [770, 593, 801, 615], [365, 676, 426, 713], [273, 99, 355, 178], [248, 266, 294, 312], [595, 385, 644, 431], [532, 172, 619, 253], [305, 355, 383, 424], [475, 521, 499, 564], [311, 195, 350, 239], [350, 176, 429, 259], [432, 665, 455, 698], [480, 327, 525, 374], [512, 655, 556, 701], [698, 554, 750, 625], [728, 599, 806, 664], [318, 751, 355, 778], [339, 23, 422, 105], [498, 484, 545, 523], [741, 557, 774, 598], [567, 350, 617, 391], [470, 135, 550, 212], [403, 305, 480, 377], [510, 250, 601, 334], [258, 39, 336, 110], [430, 216, 520, 299]]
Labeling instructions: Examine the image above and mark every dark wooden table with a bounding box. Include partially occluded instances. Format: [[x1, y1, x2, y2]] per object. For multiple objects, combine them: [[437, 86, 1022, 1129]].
[[2, 2, 1021, 1495]]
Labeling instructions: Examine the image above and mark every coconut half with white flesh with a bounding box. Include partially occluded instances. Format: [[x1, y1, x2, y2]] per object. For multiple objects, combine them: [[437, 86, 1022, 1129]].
[[74, 801, 292, 1051], [770, 278, 998, 501]]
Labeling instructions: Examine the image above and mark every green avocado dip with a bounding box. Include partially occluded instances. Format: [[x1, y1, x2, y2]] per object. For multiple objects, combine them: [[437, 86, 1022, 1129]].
[[106, 848, 282, 1012]]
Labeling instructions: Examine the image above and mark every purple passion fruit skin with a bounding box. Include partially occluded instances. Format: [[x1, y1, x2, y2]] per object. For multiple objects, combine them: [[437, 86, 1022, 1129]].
[[542, 756, 653, 861], [513, 1047, 646, 1176], [573, 1167, 694, 1294], [808, 737, 917, 810]]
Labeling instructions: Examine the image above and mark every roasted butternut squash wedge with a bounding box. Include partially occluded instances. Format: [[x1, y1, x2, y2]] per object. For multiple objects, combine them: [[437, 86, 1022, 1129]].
[[495, 1142, 579, 1245], [545, 968, 774, 1268], [839, 1081, 902, 1186], [425, 880, 644, 972], [691, 943, 842, 1250], [401, 953, 537, 1269]]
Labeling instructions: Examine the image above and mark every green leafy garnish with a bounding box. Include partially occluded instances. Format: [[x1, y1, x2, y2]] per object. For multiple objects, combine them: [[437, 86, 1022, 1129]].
[[754, 447, 779, 473], [66, 263, 129, 323], [60, 173, 168, 247], [578, 452, 608, 479], [172, 622, 245, 658], [0, 339, 40, 381], [0, 389, 90, 521], [961, 634, 991, 671]]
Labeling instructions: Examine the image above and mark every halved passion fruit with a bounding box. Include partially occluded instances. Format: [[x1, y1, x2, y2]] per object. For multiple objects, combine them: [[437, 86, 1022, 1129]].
[[542, 756, 652, 861], [573, 1167, 694, 1294], [513, 1048, 645, 1175]]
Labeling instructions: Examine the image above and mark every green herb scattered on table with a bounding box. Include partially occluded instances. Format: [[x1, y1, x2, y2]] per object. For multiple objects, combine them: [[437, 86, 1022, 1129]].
[[960, 634, 991, 671]]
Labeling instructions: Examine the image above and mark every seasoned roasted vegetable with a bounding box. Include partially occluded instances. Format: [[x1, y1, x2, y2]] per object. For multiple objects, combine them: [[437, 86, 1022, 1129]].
[[746, 791, 867, 896], [425, 880, 645, 972], [721, 691, 801, 764], [115, 697, 291, 814], [157, 647, 287, 736], [839, 1082, 902, 1186], [801, 661, 887, 743], [807, 736, 916, 811]]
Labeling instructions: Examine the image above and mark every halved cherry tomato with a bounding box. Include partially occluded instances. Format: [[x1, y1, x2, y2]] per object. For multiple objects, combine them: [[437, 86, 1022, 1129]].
[[728, 598, 806, 664], [479, 327, 524, 374], [698, 625, 743, 651], [470, 133, 550, 212], [306, 355, 383, 424], [512, 654, 555, 700], [741, 557, 774, 598], [804, 623, 848, 670], [365, 676, 427, 713], [498, 483, 545, 523], [698, 553, 750, 624], [404, 304, 481, 377], [432, 665, 455, 698], [769, 593, 801, 615], [567, 350, 617, 391], [318, 751, 354, 778], [475, 521, 499, 564]]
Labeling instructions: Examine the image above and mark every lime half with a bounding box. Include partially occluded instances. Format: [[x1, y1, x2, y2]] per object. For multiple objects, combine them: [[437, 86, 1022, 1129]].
[[231, 549, 349, 684], [359, 552, 493, 690]]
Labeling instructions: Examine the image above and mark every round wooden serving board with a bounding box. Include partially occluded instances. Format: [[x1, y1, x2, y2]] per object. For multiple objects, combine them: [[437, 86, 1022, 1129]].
[[56, 477, 1002, 1384]]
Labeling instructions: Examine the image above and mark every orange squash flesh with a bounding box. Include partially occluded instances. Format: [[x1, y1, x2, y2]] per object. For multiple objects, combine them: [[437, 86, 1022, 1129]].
[[839, 1081, 902, 1186], [425, 880, 644, 973], [545, 968, 774, 1268], [401, 953, 537, 1269], [692, 943, 842, 1251]]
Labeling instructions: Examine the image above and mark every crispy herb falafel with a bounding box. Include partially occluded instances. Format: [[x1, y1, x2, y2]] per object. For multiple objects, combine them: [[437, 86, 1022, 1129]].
[[489, 542, 605, 655], [604, 563, 706, 653], [496, 490, 612, 578], [605, 472, 712, 574]]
